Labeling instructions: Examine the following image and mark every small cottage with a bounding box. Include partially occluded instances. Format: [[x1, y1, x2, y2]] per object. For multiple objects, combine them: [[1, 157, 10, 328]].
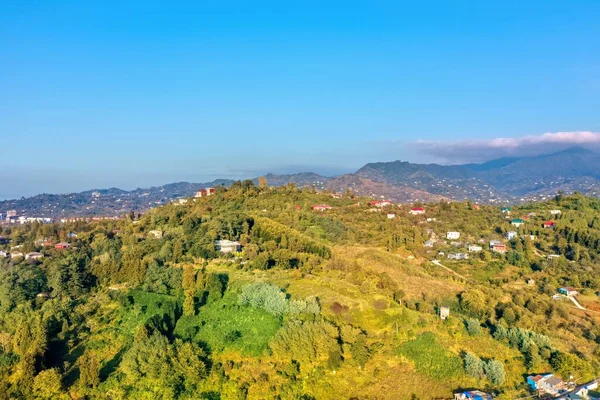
[[439, 306, 450, 320]]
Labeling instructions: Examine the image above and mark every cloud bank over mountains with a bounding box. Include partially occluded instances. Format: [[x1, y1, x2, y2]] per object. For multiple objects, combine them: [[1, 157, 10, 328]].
[[411, 131, 600, 164]]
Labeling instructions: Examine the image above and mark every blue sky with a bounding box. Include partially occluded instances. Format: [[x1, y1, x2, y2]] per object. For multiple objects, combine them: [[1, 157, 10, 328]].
[[1, 1, 599, 198]]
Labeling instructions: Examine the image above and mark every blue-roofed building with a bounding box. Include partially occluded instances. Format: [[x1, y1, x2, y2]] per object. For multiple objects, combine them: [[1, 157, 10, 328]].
[[454, 390, 493, 400]]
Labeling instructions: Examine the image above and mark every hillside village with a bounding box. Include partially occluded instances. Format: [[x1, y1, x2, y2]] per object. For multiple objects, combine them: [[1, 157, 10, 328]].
[[0, 182, 600, 398]]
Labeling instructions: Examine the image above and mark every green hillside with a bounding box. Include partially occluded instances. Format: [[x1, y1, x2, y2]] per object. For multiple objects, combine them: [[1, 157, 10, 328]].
[[0, 182, 599, 399]]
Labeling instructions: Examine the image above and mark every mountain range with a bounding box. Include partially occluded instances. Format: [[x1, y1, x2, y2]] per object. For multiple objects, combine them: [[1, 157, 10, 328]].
[[3, 147, 600, 218]]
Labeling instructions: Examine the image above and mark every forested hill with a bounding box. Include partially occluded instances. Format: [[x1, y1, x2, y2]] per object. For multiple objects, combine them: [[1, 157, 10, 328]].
[[1, 184, 600, 399]]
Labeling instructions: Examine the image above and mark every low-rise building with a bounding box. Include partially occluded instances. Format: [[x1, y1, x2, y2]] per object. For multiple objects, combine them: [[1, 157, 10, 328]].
[[446, 231, 461, 240], [447, 253, 469, 260], [312, 204, 333, 212], [490, 240, 507, 254], [439, 306, 450, 320], [386, 213, 396, 219], [511, 218, 525, 227], [569, 380, 600, 400], [424, 240, 434, 247], [216, 240, 241, 253], [543, 220, 556, 228], [195, 188, 215, 198], [550, 209, 562, 215], [11, 252, 24, 259], [454, 390, 493, 400], [55, 242, 72, 249], [558, 287, 578, 296], [468, 245, 482, 252], [506, 231, 518, 240], [370, 200, 392, 208], [409, 207, 425, 215], [25, 252, 44, 260], [527, 374, 566, 395]]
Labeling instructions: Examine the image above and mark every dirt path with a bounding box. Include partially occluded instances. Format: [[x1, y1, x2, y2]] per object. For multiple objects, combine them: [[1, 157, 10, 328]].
[[568, 295, 586, 310], [431, 260, 474, 284]]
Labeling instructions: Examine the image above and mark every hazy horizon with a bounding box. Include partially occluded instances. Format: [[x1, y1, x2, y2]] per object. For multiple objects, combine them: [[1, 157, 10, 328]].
[[2, 145, 599, 201]]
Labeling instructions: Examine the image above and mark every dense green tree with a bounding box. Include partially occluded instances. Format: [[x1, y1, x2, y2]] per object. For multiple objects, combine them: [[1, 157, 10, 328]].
[[484, 359, 505, 385]]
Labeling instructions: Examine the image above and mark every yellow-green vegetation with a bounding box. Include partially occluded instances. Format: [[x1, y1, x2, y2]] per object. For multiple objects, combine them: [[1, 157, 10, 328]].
[[0, 183, 599, 399]]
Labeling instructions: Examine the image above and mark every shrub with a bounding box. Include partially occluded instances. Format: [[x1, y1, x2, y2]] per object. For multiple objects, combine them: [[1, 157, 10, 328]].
[[463, 352, 484, 378], [465, 318, 482, 336], [238, 282, 320, 316]]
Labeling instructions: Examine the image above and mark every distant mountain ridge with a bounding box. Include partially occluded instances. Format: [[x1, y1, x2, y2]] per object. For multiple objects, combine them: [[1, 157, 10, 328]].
[[356, 147, 600, 200], [2, 147, 600, 218]]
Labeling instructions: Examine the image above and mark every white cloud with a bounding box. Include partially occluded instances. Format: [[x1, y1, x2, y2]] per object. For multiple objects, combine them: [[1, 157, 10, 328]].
[[411, 131, 600, 163]]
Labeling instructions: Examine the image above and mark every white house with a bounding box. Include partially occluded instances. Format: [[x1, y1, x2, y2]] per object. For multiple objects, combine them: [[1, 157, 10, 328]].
[[448, 253, 469, 260], [11, 252, 24, 259], [550, 209, 562, 215], [468, 245, 482, 252], [0, 251, 7, 258], [439, 306, 450, 320], [386, 213, 396, 219], [506, 231, 518, 240], [446, 231, 460, 240], [216, 240, 241, 254], [424, 240, 434, 247]]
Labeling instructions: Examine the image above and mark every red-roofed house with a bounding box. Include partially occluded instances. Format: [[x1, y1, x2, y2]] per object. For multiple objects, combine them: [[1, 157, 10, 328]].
[[55, 242, 72, 250], [543, 220, 556, 228], [490, 240, 507, 254], [409, 207, 425, 215], [195, 188, 215, 198]]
